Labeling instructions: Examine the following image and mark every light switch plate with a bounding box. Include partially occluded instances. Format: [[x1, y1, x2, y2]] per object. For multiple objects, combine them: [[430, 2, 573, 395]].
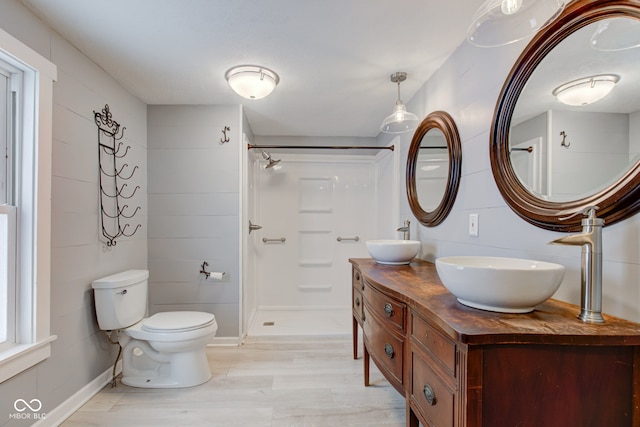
[[469, 213, 479, 237]]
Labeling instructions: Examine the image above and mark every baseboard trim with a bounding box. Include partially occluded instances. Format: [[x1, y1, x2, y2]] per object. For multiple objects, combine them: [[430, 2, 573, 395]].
[[208, 336, 241, 346], [33, 361, 122, 427]]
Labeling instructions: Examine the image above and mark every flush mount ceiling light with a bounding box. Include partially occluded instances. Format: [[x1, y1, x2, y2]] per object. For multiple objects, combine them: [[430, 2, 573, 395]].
[[552, 74, 620, 107], [225, 65, 280, 100], [467, 0, 567, 48], [380, 72, 419, 134]]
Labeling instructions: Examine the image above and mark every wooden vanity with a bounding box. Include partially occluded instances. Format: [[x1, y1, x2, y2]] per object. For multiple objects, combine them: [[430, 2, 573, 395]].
[[350, 258, 640, 427]]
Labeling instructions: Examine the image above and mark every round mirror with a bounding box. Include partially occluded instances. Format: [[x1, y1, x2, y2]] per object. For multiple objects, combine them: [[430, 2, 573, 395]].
[[491, 1, 640, 232], [407, 111, 462, 226]]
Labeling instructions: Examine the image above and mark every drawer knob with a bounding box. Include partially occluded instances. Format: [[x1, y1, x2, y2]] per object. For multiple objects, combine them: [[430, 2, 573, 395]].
[[423, 384, 437, 406], [355, 272, 360, 281], [355, 297, 360, 307], [383, 303, 394, 317], [384, 343, 394, 359]]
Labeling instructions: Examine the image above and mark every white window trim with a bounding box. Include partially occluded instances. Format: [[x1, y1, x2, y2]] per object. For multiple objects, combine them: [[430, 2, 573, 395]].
[[0, 27, 57, 383]]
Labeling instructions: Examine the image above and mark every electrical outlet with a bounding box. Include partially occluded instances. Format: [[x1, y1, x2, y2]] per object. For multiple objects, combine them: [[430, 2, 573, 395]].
[[469, 213, 479, 237]]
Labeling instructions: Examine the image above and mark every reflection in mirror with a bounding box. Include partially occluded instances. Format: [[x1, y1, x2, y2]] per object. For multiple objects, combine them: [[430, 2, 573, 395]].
[[510, 16, 640, 202], [491, 1, 640, 231], [416, 129, 448, 212], [407, 111, 461, 227]]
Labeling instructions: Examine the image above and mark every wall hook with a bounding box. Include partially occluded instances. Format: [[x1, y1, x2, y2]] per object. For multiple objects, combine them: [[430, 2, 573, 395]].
[[560, 131, 570, 148], [220, 126, 230, 143]]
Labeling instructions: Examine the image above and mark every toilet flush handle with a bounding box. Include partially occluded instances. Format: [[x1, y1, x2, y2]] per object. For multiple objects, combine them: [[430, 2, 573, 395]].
[[117, 289, 128, 295]]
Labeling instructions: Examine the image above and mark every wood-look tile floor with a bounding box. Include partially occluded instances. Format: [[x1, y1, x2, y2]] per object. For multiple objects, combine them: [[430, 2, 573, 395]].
[[61, 338, 406, 426]]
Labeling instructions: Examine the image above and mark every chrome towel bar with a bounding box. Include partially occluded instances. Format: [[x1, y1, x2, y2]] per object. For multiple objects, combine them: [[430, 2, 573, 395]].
[[263, 237, 286, 243], [337, 236, 360, 242]]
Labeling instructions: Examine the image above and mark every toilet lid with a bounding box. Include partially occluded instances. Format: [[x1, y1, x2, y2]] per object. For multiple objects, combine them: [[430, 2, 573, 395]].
[[142, 311, 216, 333]]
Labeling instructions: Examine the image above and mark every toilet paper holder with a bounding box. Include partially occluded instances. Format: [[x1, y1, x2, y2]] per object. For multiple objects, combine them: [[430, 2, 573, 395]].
[[200, 261, 226, 280]]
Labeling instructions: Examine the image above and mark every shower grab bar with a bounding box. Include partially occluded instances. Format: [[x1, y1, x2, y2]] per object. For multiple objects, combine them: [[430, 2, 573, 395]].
[[263, 237, 286, 243], [337, 236, 360, 242]]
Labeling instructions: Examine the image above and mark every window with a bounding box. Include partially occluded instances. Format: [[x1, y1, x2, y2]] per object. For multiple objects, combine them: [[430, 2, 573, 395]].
[[0, 59, 18, 350], [0, 27, 57, 383]]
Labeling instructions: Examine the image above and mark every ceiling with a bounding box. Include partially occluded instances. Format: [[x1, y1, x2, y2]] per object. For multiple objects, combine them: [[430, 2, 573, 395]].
[[19, 0, 484, 138]]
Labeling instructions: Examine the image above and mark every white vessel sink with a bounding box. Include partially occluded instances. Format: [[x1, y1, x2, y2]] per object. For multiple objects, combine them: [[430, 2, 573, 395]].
[[435, 256, 565, 313], [366, 240, 421, 265]]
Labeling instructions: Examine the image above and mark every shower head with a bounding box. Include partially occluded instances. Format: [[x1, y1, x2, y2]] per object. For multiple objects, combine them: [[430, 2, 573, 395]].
[[261, 151, 281, 169]]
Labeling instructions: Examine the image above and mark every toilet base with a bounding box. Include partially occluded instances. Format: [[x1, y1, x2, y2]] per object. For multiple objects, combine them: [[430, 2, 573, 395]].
[[121, 339, 213, 388], [121, 371, 212, 388]]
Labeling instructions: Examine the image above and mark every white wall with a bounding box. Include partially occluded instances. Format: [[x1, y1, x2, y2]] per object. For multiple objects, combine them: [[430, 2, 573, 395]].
[[0, 0, 147, 424], [147, 105, 242, 338], [387, 40, 640, 322], [549, 111, 629, 199]]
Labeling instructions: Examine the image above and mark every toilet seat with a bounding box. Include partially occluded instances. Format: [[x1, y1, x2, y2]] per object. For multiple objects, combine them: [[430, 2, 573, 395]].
[[142, 311, 216, 333], [125, 311, 217, 342]]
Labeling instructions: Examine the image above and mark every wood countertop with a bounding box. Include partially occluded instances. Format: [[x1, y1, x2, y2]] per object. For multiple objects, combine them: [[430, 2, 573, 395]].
[[350, 258, 640, 346]]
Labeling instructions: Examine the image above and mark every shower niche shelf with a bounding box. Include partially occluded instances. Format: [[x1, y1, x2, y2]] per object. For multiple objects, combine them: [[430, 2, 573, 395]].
[[95, 104, 141, 246]]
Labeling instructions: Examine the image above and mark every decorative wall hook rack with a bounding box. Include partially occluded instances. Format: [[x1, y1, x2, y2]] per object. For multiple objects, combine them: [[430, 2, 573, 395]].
[[95, 104, 142, 246], [220, 126, 230, 143], [560, 131, 571, 148]]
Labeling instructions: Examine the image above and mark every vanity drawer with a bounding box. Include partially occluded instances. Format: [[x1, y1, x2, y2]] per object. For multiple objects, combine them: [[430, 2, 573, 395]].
[[363, 282, 405, 332], [412, 313, 456, 376], [352, 287, 364, 323], [411, 351, 455, 427], [353, 267, 364, 291], [363, 305, 404, 388]]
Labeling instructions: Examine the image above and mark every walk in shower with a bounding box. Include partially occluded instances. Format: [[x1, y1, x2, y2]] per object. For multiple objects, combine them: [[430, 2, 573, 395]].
[[242, 142, 396, 339]]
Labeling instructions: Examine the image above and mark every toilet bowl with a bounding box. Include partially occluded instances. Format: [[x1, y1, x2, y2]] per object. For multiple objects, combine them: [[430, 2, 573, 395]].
[[92, 270, 218, 388]]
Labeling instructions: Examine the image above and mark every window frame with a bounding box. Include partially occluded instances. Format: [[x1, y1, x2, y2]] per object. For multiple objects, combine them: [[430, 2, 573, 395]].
[[0, 27, 57, 383]]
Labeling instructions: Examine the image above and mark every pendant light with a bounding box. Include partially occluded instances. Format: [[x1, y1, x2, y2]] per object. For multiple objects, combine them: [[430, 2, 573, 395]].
[[225, 65, 280, 100], [590, 18, 640, 51], [380, 72, 419, 134], [467, 0, 567, 48]]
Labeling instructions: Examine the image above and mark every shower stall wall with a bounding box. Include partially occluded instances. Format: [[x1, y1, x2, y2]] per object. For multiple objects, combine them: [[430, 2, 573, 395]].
[[246, 152, 380, 338]]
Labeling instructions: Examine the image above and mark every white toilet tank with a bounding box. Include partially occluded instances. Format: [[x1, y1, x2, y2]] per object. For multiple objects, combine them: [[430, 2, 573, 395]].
[[92, 269, 149, 330]]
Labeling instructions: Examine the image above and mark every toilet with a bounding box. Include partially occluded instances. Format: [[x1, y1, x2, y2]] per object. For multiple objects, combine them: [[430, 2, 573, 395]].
[[92, 269, 218, 388]]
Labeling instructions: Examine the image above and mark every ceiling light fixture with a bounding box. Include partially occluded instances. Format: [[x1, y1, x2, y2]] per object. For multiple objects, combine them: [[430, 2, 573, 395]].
[[467, 0, 567, 48], [552, 74, 620, 106], [380, 72, 419, 134], [225, 65, 280, 100]]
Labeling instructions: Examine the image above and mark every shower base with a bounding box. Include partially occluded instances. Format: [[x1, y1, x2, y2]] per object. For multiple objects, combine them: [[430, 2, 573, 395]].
[[248, 308, 352, 339]]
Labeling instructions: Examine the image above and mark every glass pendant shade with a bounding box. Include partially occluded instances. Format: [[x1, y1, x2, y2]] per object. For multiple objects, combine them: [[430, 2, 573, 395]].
[[380, 102, 419, 134], [552, 74, 620, 107], [467, 0, 567, 47], [225, 65, 279, 100], [380, 71, 419, 134], [590, 18, 640, 51]]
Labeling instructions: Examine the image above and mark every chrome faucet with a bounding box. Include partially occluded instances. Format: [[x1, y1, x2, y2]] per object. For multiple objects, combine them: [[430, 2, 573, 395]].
[[548, 206, 604, 324], [397, 219, 410, 240]]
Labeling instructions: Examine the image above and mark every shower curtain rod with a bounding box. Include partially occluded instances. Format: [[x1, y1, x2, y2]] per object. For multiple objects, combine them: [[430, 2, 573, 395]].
[[248, 143, 394, 151]]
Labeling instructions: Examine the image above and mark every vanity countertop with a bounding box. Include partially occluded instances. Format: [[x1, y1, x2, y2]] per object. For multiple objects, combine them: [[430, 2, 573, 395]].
[[350, 258, 640, 346]]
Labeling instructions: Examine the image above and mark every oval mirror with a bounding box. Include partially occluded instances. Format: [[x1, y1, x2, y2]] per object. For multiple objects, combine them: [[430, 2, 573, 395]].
[[407, 111, 462, 226], [491, 1, 640, 232]]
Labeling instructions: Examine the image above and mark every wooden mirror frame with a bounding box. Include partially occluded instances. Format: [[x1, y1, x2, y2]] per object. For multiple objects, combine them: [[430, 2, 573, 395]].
[[491, 0, 640, 232], [407, 110, 462, 227]]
